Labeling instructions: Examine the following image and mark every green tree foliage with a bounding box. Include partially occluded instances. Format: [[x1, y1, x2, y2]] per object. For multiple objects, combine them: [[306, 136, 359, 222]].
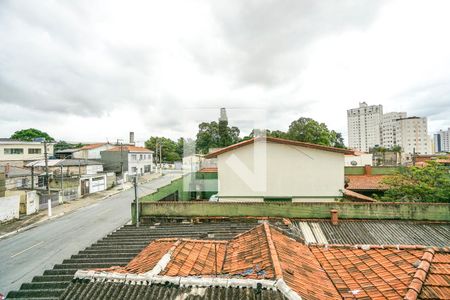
[[378, 161, 450, 202], [145, 137, 181, 163], [11, 128, 54, 142], [54, 141, 85, 152], [196, 121, 240, 154], [286, 118, 345, 147]]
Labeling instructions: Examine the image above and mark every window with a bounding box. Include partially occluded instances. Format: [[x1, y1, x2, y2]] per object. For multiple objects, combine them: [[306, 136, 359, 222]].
[[4, 148, 24, 155], [131, 167, 137, 173], [140, 154, 143, 160], [144, 165, 151, 172], [28, 148, 41, 154], [131, 154, 137, 160]]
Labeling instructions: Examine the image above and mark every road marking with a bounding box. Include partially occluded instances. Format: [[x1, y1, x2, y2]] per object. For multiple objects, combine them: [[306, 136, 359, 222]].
[[10, 241, 44, 258]]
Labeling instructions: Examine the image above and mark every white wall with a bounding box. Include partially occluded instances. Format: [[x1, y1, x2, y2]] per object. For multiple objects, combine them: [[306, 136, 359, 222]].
[[0, 195, 20, 222], [345, 153, 373, 166], [217, 142, 344, 201], [86, 164, 103, 174], [128, 153, 153, 175], [0, 142, 54, 164]]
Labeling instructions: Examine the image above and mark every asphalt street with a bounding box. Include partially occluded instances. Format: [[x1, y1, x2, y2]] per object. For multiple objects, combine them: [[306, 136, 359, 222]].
[[0, 173, 180, 295]]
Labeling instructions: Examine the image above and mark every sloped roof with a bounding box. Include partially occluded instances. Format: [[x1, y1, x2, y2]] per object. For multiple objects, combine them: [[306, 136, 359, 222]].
[[346, 175, 389, 191], [342, 188, 377, 202], [76, 223, 450, 300], [205, 137, 354, 158], [105, 145, 153, 153], [80, 143, 107, 150]]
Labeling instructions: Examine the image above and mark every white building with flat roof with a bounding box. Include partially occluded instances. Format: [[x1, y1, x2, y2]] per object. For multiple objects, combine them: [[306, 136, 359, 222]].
[[381, 112, 406, 149], [396, 117, 430, 156], [0, 139, 54, 167], [347, 102, 383, 152]]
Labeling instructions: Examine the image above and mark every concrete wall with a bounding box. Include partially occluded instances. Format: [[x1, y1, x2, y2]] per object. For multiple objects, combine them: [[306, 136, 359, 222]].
[[217, 142, 344, 201], [100, 151, 127, 173], [0, 172, 5, 197], [0, 195, 20, 222], [137, 202, 450, 222], [127, 153, 153, 175], [345, 153, 373, 166], [73, 144, 115, 159]]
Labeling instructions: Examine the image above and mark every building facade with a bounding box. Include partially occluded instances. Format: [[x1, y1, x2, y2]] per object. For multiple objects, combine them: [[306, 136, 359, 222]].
[[396, 117, 431, 156], [347, 102, 383, 152], [205, 137, 353, 202], [434, 128, 450, 153], [101, 146, 153, 177], [380, 112, 406, 149], [0, 139, 54, 167]]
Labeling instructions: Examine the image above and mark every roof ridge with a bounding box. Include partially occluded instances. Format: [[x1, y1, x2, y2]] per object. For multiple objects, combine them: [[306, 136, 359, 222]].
[[263, 223, 283, 279], [404, 248, 435, 300], [308, 244, 442, 251]]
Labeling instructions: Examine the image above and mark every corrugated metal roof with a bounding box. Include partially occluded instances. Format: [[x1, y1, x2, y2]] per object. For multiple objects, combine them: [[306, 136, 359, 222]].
[[291, 220, 450, 246]]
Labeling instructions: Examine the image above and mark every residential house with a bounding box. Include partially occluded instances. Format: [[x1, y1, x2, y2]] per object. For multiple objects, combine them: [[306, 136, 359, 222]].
[[101, 145, 153, 177], [0, 138, 54, 167], [205, 137, 354, 202], [0, 164, 40, 190], [55, 143, 115, 160], [26, 159, 107, 197]]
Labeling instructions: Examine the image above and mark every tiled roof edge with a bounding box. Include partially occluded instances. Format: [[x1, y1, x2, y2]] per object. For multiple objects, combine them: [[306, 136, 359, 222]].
[[404, 248, 435, 300], [72, 272, 304, 300], [263, 223, 284, 279], [309, 244, 450, 252]]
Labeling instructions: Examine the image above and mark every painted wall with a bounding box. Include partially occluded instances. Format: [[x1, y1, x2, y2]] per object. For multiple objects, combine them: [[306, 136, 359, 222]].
[[0, 195, 20, 222], [127, 152, 153, 175], [137, 202, 450, 222], [345, 153, 373, 166], [217, 142, 344, 201], [0, 142, 54, 165], [73, 144, 115, 159]]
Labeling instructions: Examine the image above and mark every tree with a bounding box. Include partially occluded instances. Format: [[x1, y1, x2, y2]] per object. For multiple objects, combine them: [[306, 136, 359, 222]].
[[11, 128, 54, 142], [145, 137, 181, 163], [287, 118, 344, 147], [196, 121, 240, 154], [54, 141, 85, 152], [377, 161, 450, 202]]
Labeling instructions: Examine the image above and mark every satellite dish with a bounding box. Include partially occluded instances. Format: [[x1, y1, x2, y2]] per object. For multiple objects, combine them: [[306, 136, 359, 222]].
[[351, 160, 358, 166]]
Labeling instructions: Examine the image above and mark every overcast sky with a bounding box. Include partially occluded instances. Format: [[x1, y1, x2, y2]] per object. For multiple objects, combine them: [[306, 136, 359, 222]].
[[1, 0, 449, 144]]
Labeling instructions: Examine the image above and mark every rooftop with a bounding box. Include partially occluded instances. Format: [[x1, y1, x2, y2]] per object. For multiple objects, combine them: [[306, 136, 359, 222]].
[[7, 220, 449, 300], [205, 136, 354, 158], [346, 174, 388, 191], [26, 159, 102, 167], [105, 145, 153, 153]]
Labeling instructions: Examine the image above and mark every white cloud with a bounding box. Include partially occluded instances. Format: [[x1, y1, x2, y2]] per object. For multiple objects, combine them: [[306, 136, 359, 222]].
[[0, 0, 449, 143]]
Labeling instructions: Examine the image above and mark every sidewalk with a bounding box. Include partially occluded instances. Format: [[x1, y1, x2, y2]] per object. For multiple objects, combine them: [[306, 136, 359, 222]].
[[0, 182, 134, 239]]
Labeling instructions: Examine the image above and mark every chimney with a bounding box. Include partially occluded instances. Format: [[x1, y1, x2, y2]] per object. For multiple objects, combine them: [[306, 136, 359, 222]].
[[129, 132, 135, 145], [364, 165, 372, 176], [330, 210, 339, 225]]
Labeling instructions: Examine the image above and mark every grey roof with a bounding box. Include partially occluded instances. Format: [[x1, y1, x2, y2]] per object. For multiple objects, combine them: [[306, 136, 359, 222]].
[[60, 281, 285, 300], [6, 222, 259, 300], [55, 148, 81, 154], [290, 220, 450, 247], [26, 159, 102, 167]]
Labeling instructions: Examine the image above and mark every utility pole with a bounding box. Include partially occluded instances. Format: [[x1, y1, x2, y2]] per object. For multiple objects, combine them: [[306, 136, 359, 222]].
[[31, 165, 34, 189], [159, 144, 162, 174], [43, 140, 51, 217], [412, 147, 416, 166], [60, 164, 64, 202], [120, 142, 124, 189], [134, 175, 139, 227]]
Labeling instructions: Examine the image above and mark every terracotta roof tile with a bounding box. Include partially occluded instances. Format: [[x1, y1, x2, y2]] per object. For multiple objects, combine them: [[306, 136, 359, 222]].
[[419, 253, 450, 300], [80, 143, 107, 150], [311, 246, 425, 299], [346, 175, 389, 191], [106, 145, 152, 153]]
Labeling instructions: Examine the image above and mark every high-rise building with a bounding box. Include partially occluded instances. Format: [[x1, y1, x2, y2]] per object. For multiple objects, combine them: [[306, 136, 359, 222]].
[[396, 117, 430, 155], [381, 112, 407, 149], [434, 128, 450, 152], [347, 102, 383, 152]]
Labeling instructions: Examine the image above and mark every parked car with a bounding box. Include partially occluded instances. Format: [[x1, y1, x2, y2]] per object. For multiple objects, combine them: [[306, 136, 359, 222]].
[[209, 194, 219, 202]]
